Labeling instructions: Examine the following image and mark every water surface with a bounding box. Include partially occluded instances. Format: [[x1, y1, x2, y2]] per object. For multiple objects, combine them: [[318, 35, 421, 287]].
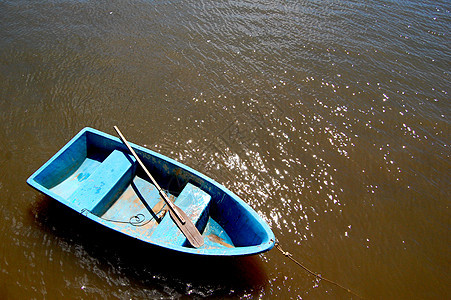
[[0, 0, 449, 298]]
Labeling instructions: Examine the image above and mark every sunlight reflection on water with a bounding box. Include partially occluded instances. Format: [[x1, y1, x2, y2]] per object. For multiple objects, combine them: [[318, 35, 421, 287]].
[[0, 0, 449, 298]]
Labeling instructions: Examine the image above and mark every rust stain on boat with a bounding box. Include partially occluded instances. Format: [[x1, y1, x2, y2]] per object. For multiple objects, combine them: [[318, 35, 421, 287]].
[[207, 234, 234, 248]]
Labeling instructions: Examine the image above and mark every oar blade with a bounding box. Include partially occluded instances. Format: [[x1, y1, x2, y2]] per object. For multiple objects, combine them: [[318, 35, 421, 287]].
[[170, 206, 204, 248]]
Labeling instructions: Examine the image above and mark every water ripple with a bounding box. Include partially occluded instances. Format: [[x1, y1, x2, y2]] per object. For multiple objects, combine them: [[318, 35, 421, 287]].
[[1, 0, 450, 298]]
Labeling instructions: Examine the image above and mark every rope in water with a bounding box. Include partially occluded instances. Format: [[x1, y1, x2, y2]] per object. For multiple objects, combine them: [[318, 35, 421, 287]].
[[80, 208, 361, 297], [274, 240, 364, 299]]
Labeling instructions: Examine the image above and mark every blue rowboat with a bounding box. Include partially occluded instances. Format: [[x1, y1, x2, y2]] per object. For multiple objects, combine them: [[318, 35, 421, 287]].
[[27, 127, 275, 256]]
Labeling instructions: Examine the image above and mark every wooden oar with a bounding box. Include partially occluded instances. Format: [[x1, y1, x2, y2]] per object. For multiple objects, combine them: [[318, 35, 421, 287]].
[[113, 126, 204, 248]]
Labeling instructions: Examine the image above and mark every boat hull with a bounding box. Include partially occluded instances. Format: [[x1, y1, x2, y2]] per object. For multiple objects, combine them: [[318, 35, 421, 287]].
[[27, 127, 275, 256]]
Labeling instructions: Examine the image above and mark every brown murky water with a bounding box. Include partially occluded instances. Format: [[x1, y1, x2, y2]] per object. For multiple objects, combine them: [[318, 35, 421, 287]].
[[0, 0, 449, 298]]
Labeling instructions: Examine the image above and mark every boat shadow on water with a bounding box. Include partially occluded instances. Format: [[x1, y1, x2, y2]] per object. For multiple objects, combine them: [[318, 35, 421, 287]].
[[29, 195, 269, 297]]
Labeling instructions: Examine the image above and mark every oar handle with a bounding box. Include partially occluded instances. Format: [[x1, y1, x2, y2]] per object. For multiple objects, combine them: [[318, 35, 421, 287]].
[[113, 126, 186, 224]]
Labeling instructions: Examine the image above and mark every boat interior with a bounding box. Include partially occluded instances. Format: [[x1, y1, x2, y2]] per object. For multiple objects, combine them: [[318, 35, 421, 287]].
[[31, 130, 268, 253]]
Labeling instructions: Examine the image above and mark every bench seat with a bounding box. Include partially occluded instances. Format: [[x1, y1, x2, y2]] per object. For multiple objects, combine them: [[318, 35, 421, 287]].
[[151, 183, 211, 246], [68, 150, 136, 215]]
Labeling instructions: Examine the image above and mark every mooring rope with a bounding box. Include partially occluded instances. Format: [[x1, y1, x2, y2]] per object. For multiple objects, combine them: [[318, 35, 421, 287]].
[[80, 209, 153, 227], [274, 240, 363, 299]]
